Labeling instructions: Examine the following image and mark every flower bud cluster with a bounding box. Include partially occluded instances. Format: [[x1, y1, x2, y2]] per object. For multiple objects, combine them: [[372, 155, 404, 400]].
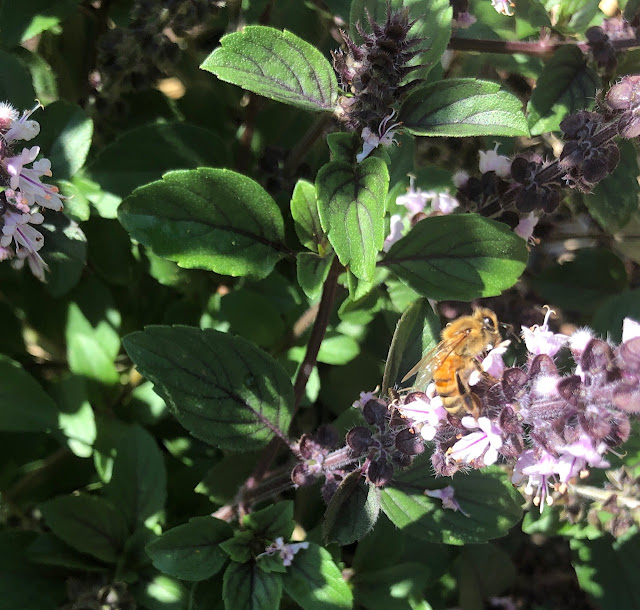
[[332, 7, 426, 132], [0, 102, 65, 280], [606, 75, 640, 139], [586, 17, 636, 72], [96, 0, 216, 106]]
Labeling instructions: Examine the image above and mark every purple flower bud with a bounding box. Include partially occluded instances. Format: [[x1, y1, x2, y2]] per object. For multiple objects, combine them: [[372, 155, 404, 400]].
[[291, 463, 317, 487], [298, 434, 322, 459], [395, 427, 425, 455], [557, 375, 583, 407], [529, 354, 558, 379], [499, 406, 522, 434], [609, 414, 631, 445], [618, 337, 640, 373], [363, 398, 389, 426], [392, 452, 413, 468], [606, 76, 640, 111], [618, 111, 640, 139], [581, 339, 615, 375], [346, 426, 374, 454], [613, 384, 640, 413], [502, 368, 528, 401], [315, 424, 340, 450], [367, 457, 394, 487], [431, 451, 461, 476]]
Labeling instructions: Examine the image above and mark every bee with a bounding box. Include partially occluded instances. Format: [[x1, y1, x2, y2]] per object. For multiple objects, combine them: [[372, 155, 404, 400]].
[[402, 308, 502, 418]]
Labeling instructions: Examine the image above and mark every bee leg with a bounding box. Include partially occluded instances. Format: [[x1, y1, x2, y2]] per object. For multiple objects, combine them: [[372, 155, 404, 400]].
[[455, 372, 482, 419]]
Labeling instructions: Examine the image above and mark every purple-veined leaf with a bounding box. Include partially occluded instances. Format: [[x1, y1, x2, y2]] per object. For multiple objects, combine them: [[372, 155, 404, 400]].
[[122, 326, 294, 451], [201, 26, 338, 112]]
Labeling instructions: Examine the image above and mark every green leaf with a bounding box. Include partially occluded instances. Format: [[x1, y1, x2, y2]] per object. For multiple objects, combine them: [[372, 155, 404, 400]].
[[323, 470, 380, 545], [571, 532, 640, 610], [88, 123, 230, 200], [399, 79, 529, 137], [282, 542, 353, 610], [316, 157, 389, 282], [383, 215, 528, 300], [118, 168, 287, 279], [243, 501, 295, 540], [353, 562, 430, 610], [592, 289, 640, 343], [531, 248, 627, 314], [104, 425, 167, 529], [291, 179, 326, 253], [380, 463, 523, 545], [0, 356, 58, 433], [40, 495, 129, 563], [588, 140, 640, 232], [147, 517, 233, 581], [527, 46, 600, 135], [220, 531, 254, 564], [0, 0, 78, 48], [27, 533, 109, 572], [31, 100, 92, 180], [223, 561, 283, 610], [122, 326, 294, 450], [201, 26, 338, 112], [0, 50, 36, 108], [350, 0, 452, 80], [0, 531, 65, 609], [54, 375, 96, 458], [382, 298, 439, 395], [40, 210, 87, 298], [296, 252, 334, 300], [13, 48, 58, 105], [455, 544, 516, 607], [66, 296, 120, 385]]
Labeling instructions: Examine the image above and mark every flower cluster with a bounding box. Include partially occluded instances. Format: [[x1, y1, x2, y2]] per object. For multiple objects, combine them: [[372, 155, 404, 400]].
[[258, 537, 309, 567], [304, 312, 640, 516], [384, 175, 460, 251], [0, 101, 65, 280], [408, 313, 640, 512], [333, 7, 426, 132]]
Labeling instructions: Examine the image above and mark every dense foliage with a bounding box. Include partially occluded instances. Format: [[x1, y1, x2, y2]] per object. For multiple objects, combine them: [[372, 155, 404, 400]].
[[3, 0, 640, 608]]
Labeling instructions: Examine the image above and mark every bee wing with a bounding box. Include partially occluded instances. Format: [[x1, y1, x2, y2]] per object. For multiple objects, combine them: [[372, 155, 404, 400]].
[[401, 333, 468, 389]]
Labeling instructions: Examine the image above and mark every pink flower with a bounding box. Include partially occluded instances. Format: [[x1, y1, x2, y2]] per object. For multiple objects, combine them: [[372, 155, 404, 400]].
[[514, 212, 538, 243], [521, 308, 568, 357], [479, 144, 511, 177], [622, 318, 640, 342], [492, 0, 515, 16], [428, 190, 459, 215], [383, 214, 405, 252], [258, 537, 309, 567], [357, 111, 401, 163], [397, 391, 447, 441], [469, 341, 510, 385], [4, 147, 64, 212], [352, 390, 378, 409], [452, 12, 477, 29], [396, 177, 429, 214], [449, 416, 503, 465], [512, 449, 559, 511], [556, 435, 609, 483], [424, 485, 470, 516]]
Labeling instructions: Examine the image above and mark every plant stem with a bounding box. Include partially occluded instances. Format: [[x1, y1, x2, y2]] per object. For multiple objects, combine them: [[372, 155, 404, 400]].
[[293, 256, 341, 409], [448, 35, 640, 57]]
